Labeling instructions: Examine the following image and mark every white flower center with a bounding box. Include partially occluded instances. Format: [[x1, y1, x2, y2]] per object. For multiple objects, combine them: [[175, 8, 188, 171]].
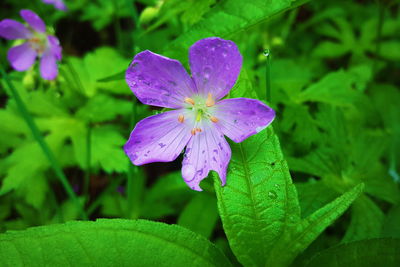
[[179, 93, 219, 135], [28, 32, 48, 55]]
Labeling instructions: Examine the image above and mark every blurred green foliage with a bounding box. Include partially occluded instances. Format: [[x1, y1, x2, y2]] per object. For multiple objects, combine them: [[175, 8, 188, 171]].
[[0, 0, 399, 266]]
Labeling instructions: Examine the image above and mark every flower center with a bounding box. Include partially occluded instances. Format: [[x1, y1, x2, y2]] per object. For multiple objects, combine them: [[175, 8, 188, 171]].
[[180, 93, 219, 135], [28, 33, 48, 55]]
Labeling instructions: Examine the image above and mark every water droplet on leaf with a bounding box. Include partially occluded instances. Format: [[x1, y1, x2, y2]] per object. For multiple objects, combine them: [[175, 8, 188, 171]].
[[268, 190, 277, 199]]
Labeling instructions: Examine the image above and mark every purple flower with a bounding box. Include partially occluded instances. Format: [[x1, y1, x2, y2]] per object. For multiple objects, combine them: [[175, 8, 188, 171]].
[[42, 0, 67, 11], [124, 37, 275, 191], [0, 10, 62, 80]]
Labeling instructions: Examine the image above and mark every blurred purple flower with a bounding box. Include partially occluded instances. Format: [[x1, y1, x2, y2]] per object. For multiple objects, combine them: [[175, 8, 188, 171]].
[[0, 10, 62, 80], [42, 0, 67, 11], [124, 37, 275, 191]]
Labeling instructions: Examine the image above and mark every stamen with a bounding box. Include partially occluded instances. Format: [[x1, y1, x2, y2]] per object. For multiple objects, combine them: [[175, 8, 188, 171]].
[[196, 111, 202, 122], [210, 116, 219, 123], [191, 129, 197, 135], [178, 114, 185, 123], [185, 97, 195, 105], [196, 128, 202, 132], [206, 93, 215, 107]]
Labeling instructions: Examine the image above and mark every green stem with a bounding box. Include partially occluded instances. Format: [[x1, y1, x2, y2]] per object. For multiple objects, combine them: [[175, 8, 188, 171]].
[[126, 99, 143, 219], [264, 49, 271, 103], [84, 121, 92, 199], [0, 67, 88, 220]]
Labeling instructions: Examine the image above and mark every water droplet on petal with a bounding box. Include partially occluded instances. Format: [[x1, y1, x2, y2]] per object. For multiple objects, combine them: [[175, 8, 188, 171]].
[[256, 125, 267, 133], [182, 164, 196, 182], [268, 190, 277, 199], [263, 49, 270, 57], [203, 66, 212, 79]]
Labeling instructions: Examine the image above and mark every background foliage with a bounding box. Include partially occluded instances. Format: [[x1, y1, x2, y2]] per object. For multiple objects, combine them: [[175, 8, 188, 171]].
[[0, 0, 399, 266]]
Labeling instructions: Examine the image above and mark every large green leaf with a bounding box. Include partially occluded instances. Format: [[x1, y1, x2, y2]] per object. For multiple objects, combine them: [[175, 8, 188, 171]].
[[0, 219, 231, 266], [164, 0, 309, 62], [342, 195, 384, 242], [266, 184, 364, 266], [305, 238, 400, 267], [214, 127, 301, 267]]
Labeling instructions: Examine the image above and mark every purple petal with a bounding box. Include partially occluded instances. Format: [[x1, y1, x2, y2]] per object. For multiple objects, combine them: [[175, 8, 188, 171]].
[[181, 121, 231, 191], [54, 0, 68, 11], [189, 37, 242, 100], [40, 50, 58, 80], [212, 98, 275, 143], [0, 19, 31, 40], [124, 109, 194, 165], [43, 0, 67, 11], [20, 9, 46, 33], [126, 50, 197, 108], [7, 43, 37, 71], [48, 35, 62, 60]]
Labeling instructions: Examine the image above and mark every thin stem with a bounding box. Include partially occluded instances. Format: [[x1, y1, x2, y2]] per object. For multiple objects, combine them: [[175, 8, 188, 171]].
[[84, 121, 92, 199], [0, 67, 88, 220], [264, 49, 271, 103], [126, 99, 143, 219]]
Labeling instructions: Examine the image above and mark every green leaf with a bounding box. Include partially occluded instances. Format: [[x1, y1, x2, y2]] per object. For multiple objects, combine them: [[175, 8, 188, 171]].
[[214, 127, 301, 267], [266, 184, 364, 266], [164, 0, 309, 62], [76, 93, 131, 123], [91, 126, 128, 173], [382, 204, 400, 239], [342, 195, 384, 242], [97, 70, 125, 82], [141, 171, 194, 219], [378, 41, 400, 60], [63, 47, 130, 97], [298, 70, 361, 106], [305, 238, 400, 267], [178, 194, 219, 239], [0, 219, 231, 266], [296, 180, 340, 218]]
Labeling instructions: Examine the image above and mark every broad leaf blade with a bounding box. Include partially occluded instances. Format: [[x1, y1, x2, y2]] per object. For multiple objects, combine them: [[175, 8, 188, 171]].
[[214, 128, 300, 267], [164, 0, 309, 62], [266, 184, 364, 266], [342, 195, 384, 242], [0, 219, 231, 267], [305, 238, 400, 267]]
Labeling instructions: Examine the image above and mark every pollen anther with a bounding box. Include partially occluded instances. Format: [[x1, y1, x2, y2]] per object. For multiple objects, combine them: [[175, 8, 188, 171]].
[[191, 129, 197, 135], [210, 116, 219, 123], [178, 114, 185, 123], [185, 97, 195, 105], [206, 93, 215, 107]]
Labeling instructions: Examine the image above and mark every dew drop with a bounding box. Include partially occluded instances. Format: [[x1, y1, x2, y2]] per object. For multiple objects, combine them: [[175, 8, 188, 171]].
[[263, 49, 270, 57], [268, 190, 278, 199], [222, 51, 227, 57], [182, 164, 196, 182], [203, 66, 212, 79]]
